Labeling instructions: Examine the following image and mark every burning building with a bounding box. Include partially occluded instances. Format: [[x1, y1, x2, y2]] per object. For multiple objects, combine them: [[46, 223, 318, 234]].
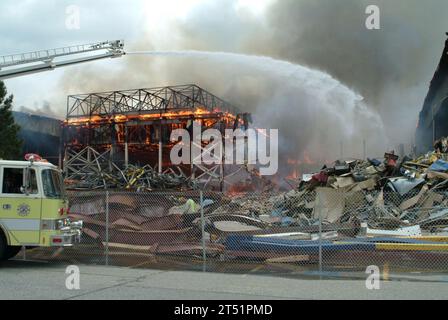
[[416, 33, 448, 153], [61, 84, 252, 190]]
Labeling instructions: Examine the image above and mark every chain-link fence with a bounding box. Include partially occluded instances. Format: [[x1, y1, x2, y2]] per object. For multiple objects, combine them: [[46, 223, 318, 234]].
[[21, 188, 448, 280]]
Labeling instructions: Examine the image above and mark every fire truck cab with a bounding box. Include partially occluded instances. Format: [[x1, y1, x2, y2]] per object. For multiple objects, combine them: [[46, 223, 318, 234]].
[[0, 156, 82, 261]]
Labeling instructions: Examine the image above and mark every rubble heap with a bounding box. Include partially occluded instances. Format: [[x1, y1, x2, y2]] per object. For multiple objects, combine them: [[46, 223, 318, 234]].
[[208, 143, 448, 235], [66, 163, 196, 191], [67, 141, 448, 264]]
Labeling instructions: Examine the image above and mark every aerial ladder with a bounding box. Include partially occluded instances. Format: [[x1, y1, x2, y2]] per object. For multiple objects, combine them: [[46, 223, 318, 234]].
[[0, 40, 125, 80]]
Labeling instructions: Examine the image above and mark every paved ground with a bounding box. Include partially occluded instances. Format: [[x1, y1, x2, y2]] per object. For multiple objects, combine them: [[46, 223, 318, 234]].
[[0, 260, 447, 300]]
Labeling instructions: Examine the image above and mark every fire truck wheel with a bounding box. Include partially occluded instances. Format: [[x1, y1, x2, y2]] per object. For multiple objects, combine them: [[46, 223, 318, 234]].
[[0, 231, 7, 261], [5, 246, 21, 260]]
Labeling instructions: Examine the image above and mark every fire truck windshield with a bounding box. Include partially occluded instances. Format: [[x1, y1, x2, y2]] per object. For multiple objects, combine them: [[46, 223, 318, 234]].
[[42, 169, 66, 199]]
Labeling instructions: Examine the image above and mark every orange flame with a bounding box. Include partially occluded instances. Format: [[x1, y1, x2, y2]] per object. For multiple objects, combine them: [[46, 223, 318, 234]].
[[65, 107, 239, 125]]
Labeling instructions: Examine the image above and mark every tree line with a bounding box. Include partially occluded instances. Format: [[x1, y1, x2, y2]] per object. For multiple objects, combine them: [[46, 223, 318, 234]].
[[0, 80, 22, 160]]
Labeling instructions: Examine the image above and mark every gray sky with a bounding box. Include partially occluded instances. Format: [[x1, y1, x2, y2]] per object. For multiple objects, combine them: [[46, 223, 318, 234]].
[[1, 0, 147, 115], [1, 0, 275, 116], [2, 0, 448, 159]]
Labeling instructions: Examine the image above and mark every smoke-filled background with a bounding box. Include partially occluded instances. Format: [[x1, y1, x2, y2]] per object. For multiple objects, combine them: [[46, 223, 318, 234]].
[[3, 0, 448, 171]]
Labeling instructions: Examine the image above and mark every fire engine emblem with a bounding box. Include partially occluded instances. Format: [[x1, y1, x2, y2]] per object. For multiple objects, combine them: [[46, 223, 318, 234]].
[[17, 204, 31, 217]]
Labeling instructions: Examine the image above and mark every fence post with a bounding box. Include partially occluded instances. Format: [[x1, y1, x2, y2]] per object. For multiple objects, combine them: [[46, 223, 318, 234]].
[[317, 191, 323, 278], [105, 190, 110, 266], [200, 190, 207, 272], [22, 245, 26, 261]]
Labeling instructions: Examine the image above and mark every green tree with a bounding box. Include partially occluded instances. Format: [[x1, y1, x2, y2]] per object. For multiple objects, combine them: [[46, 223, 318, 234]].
[[0, 81, 22, 160]]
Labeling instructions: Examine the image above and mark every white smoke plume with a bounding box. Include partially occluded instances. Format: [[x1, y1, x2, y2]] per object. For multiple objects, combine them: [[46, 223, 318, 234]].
[[56, 0, 448, 170]]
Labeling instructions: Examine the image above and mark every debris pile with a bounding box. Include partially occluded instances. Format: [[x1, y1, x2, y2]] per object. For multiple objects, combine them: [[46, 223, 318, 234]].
[[69, 193, 224, 256], [67, 142, 448, 264], [66, 161, 195, 191], [209, 147, 448, 234]]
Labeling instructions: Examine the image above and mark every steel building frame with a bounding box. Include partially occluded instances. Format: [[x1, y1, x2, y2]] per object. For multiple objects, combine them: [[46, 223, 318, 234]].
[[62, 85, 250, 191], [66, 84, 241, 120]]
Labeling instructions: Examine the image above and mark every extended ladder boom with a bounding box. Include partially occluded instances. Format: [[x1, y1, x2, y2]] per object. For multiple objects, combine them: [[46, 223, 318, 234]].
[[0, 40, 125, 80]]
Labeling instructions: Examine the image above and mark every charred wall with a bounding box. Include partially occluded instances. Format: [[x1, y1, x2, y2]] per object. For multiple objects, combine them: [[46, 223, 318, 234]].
[[416, 34, 448, 153]]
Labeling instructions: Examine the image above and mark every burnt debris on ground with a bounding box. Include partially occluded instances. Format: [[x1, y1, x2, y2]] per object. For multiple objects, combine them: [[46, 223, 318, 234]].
[[64, 142, 448, 268]]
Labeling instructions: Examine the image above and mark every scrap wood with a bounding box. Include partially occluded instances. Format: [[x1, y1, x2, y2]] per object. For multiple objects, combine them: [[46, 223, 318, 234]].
[[255, 232, 310, 240], [212, 221, 263, 232], [427, 170, 448, 180], [205, 214, 269, 228], [120, 212, 152, 225], [400, 185, 428, 210], [347, 237, 442, 244], [225, 249, 315, 261], [113, 227, 193, 235], [406, 236, 448, 242], [82, 227, 100, 239], [365, 166, 379, 175], [311, 231, 339, 241], [335, 237, 448, 251], [97, 210, 175, 225], [69, 200, 104, 216], [368, 215, 406, 229], [72, 207, 183, 232], [200, 214, 270, 237], [247, 222, 359, 237], [265, 255, 310, 263], [151, 243, 225, 256], [417, 208, 448, 225], [140, 214, 183, 231], [104, 242, 224, 256], [224, 250, 291, 260], [109, 227, 193, 246], [361, 223, 422, 237], [344, 190, 366, 209], [332, 177, 355, 189], [111, 218, 142, 231], [375, 243, 448, 251], [403, 161, 430, 169], [374, 190, 385, 209], [420, 191, 444, 209], [104, 242, 155, 251], [139, 203, 173, 218], [108, 194, 137, 210], [225, 235, 374, 254], [314, 188, 345, 223], [350, 178, 377, 191]]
